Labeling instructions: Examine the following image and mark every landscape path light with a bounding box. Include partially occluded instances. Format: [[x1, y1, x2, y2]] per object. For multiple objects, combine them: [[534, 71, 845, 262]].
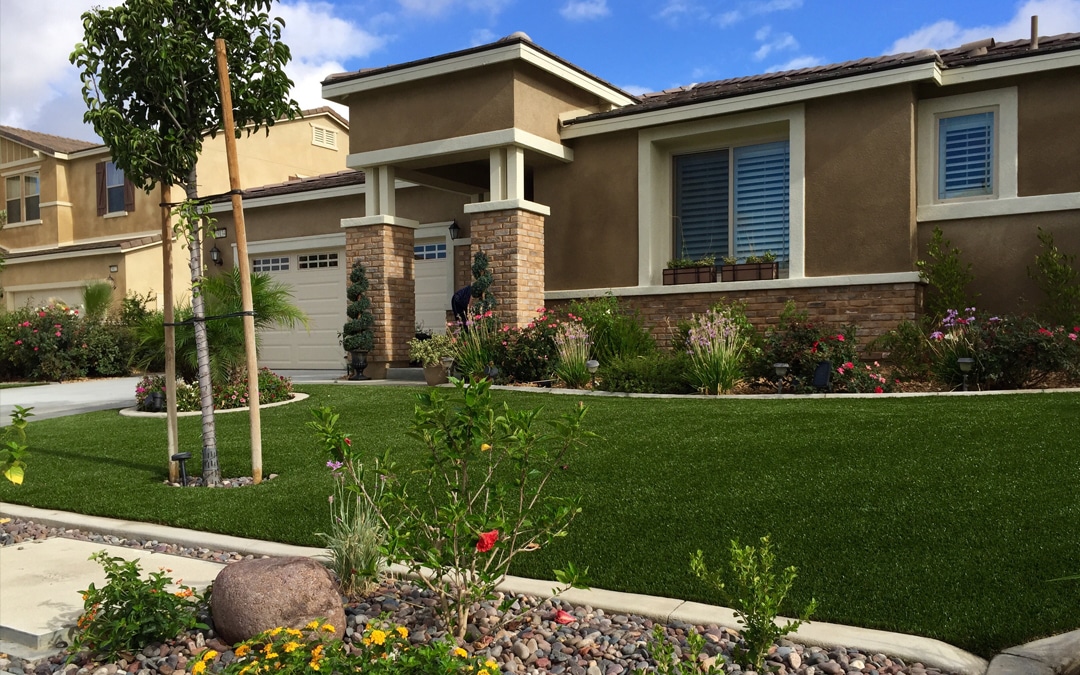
[[773, 362, 790, 395], [957, 357, 975, 392], [586, 359, 599, 388]]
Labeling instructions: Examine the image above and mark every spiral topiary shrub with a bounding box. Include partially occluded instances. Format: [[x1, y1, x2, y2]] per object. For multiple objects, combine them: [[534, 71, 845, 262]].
[[342, 260, 374, 353]]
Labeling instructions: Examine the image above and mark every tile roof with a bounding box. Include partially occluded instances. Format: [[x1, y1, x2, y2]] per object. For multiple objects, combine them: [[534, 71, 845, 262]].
[[322, 33, 634, 100], [0, 126, 101, 155], [565, 32, 1080, 125], [207, 169, 366, 203], [300, 106, 349, 128], [3, 234, 162, 261]]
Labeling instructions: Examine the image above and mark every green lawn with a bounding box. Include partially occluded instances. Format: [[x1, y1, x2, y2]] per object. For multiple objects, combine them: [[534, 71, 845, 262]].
[[2, 385, 1078, 657]]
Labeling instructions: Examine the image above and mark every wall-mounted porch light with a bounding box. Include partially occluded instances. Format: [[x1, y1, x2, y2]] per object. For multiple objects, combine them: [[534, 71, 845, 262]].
[[448, 220, 461, 240], [209, 244, 223, 266]]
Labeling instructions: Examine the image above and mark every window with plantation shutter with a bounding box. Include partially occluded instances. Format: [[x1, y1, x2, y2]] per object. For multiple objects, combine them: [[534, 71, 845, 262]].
[[733, 141, 789, 261], [311, 125, 337, 150], [674, 150, 729, 260], [672, 140, 790, 265], [937, 112, 994, 200]]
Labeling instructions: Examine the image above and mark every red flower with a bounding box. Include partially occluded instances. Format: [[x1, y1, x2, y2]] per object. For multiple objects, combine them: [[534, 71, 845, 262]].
[[843, 361, 854, 370], [554, 610, 575, 625], [874, 386, 884, 394], [476, 529, 499, 553], [835, 334, 845, 341], [344, 437, 352, 447]]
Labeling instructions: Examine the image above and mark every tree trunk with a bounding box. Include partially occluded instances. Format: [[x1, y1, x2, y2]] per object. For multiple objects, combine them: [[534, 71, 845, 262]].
[[183, 172, 220, 486]]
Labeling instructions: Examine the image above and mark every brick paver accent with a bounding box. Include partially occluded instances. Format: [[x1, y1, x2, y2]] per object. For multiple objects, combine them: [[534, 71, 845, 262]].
[[469, 208, 545, 327]]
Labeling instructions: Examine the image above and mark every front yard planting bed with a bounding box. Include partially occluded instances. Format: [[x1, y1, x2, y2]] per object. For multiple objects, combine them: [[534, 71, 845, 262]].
[[1, 385, 1077, 658]]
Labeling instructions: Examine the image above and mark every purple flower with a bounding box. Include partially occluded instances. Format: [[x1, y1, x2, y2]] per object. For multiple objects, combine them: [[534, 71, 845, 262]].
[[930, 331, 944, 340], [326, 460, 343, 471]]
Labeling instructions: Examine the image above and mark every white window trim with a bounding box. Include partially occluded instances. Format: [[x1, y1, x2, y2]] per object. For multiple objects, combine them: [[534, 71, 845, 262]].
[[105, 161, 127, 214], [638, 104, 805, 286], [4, 169, 41, 225], [104, 211, 129, 219], [916, 87, 1018, 221], [311, 123, 338, 150]]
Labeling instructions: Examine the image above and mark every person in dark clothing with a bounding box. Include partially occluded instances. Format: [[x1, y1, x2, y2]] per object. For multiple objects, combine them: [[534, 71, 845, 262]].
[[451, 285, 472, 325]]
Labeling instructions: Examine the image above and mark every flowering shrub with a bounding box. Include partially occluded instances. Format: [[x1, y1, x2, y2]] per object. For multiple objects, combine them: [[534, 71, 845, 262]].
[[684, 308, 749, 394], [135, 369, 292, 412], [70, 551, 204, 661], [552, 318, 592, 388], [1, 303, 85, 381], [568, 293, 656, 363], [927, 309, 1079, 389], [489, 308, 561, 383], [310, 378, 592, 640], [211, 620, 482, 675], [448, 311, 498, 380]]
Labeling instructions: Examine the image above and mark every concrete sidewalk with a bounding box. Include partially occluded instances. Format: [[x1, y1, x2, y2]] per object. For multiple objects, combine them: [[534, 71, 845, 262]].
[[0, 504, 991, 675], [0, 377, 140, 422]]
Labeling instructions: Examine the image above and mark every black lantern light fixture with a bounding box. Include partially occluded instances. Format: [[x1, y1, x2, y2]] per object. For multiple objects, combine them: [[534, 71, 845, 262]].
[[773, 362, 790, 395], [957, 357, 975, 392], [209, 244, 223, 266], [448, 220, 461, 240]]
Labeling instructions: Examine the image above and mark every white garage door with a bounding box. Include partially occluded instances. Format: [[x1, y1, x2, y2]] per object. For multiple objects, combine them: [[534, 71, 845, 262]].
[[10, 286, 86, 310], [415, 240, 449, 335], [255, 250, 346, 370]]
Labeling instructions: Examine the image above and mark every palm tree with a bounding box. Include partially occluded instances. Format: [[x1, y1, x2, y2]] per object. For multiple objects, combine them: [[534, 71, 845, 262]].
[[135, 270, 307, 383], [81, 281, 114, 323]]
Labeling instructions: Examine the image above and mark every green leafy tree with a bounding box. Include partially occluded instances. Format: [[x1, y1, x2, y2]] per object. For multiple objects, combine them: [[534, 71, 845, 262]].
[[70, 0, 300, 484], [917, 226, 976, 319], [342, 260, 374, 353], [1028, 227, 1080, 327]]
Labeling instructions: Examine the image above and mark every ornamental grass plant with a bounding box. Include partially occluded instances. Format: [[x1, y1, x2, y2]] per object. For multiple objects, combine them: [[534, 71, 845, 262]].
[[552, 319, 592, 388], [684, 308, 749, 394], [448, 311, 498, 380]]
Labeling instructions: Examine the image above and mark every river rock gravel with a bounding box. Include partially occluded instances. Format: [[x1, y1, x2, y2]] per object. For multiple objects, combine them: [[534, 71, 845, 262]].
[[0, 518, 955, 675]]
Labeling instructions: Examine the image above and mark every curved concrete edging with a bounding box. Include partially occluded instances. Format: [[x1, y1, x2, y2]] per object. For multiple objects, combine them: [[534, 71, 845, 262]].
[[985, 630, 1080, 675], [485, 384, 1080, 400], [117, 392, 309, 418], [1, 503, 989, 675]]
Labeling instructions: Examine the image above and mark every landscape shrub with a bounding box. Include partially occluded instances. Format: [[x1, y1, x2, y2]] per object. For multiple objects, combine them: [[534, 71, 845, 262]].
[[596, 351, 694, 395], [1, 304, 86, 381], [917, 226, 976, 319], [927, 309, 1079, 389], [0, 406, 33, 486], [684, 307, 750, 394], [70, 551, 204, 661], [489, 308, 560, 383], [135, 368, 293, 412], [568, 294, 656, 363], [80, 322, 137, 377], [552, 319, 592, 388], [1028, 227, 1080, 328], [870, 318, 933, 381], [311, 378, 591, 640]]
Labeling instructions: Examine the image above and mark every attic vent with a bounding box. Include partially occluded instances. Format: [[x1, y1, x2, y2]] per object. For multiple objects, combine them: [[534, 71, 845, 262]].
[[311, 125, 338, 150], [959, 37, 995, 56]]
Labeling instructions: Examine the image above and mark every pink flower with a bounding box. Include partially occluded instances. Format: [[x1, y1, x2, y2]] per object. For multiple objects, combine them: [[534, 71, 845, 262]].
[[20, 321, 30, 327], [33, 347, 38, 351], [843, 361, 854, 370], [13, 340, 21, 346], [55, 331, 62, 337], [38, 311, 45, 317], [1068, 333, 1077, 341], [836, 334, 845, 341], [874, 386, 884, 394], [837, 367, 845, 375], [344, 437, 352, 447], [536, 307, 547, 313], [554, 610, 576, 625], [476, 529, 499, 553]]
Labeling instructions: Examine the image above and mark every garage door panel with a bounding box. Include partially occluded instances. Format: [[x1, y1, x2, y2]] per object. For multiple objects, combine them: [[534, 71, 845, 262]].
[[256, 250, 345, 370]]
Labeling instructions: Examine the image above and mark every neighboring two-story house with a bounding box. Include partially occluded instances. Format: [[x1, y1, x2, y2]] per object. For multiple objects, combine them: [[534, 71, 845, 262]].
[[204, 31, 1079, 377], [0, 108, 349, 314]]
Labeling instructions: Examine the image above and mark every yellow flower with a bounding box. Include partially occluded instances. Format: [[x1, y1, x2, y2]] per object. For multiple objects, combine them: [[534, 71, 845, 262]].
[[264, 653, 278, 660], [485, 660, 498, 670], [269, 627, 283, 637], [321, 624, 334, 633], [395, 626, 409, 639], [201, 650, 218, 662], [191, 662, 206, 675], [234, 645, 251, 659], [285, 628, 303, 637], [282, 642, 301, 653], [312, 645, 324, 658], [262, 644, 275, 656], [369, 629, 387, 646], [480, 443, 492, 452], [453, 647, 468, 658], [308, 662, 320, 672], [305, 620, 320, 630], [362, 637, 372, 646], [480, 670, 490, 675]]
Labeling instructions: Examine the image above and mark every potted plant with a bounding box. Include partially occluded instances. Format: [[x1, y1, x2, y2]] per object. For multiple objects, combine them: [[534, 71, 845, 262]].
[[663, 254, 717, 285], [341, 260, 374, 381], [408, 333, 456, 386], [721, 251, 780, 282]]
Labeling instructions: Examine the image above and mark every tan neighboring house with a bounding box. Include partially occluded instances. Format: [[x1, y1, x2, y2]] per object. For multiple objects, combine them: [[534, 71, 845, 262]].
[[0, 108, 349, 317], [207, 31, 1080, 377]]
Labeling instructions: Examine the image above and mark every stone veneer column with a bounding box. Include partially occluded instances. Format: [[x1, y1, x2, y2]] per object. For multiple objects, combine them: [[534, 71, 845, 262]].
[[343, 222, 415, 378], [469, 208, 545, 327]]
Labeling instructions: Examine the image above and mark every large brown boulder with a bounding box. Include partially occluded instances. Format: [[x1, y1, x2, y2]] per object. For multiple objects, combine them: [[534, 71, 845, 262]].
[[211, 556, 345, 645]]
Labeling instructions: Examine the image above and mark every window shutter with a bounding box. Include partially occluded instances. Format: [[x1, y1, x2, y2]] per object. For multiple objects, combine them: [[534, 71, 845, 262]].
[[674, 150, 729, 261], [95, 161, 107, 216], [938, 112, 994, 200], [733, 141, 789, 261], [124, 178, 135, 212]]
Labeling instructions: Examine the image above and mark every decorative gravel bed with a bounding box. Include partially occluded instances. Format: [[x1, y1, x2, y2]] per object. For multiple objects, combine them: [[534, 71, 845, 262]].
[[0, 519, 955, 675]]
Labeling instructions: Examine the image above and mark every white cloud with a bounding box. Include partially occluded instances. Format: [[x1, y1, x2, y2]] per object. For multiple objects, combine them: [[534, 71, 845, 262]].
[[766, 55, 824, 72], [888, 0, 1080, 53], [657, 1, 709, 25], [657, 0, 801, 27], [753, 25, 798, 60], [0, 0, 124, 140], [560, 0, 610, 21], [715, 10, 742, 27], [619, 84, 654, 96]]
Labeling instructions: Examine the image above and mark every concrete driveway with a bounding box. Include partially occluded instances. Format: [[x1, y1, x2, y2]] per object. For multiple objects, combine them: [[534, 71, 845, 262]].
[[0, 377, 140, 422]]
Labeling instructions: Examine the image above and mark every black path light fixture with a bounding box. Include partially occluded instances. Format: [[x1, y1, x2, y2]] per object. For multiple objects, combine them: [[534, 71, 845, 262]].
[[171, 452, 192, 487], [957, 357, 975, 392], [773, 362, 790, 395]]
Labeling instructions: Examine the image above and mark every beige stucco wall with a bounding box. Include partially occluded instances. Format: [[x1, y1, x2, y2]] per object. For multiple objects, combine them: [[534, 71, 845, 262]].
[[513, 65, 609, 144], [66, 153, 162, 242], [195, 114, 349, 196], [804, 84, 917, 277], [1, 154, 59, 250], [536, 130, 639, 290], [345, 64, 517, 154], [1016, 66, 1080, 196], [918, 210, 1080, 316]]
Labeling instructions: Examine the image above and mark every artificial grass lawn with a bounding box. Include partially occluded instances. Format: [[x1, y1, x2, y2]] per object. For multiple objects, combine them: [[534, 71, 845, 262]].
[[1, 385, 1078, 658]]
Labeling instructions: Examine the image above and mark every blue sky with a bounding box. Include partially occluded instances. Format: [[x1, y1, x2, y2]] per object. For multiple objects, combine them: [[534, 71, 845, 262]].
[[2, 0, 1080, 141]]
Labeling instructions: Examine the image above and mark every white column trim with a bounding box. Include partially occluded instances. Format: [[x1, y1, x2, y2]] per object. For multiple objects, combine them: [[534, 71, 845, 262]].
[[506, 146, 526, 200]]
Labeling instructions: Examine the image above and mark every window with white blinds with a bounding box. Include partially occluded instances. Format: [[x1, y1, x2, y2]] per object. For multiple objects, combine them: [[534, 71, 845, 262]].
[[938, 112, 994, 200], [673, 140, 790, 263]]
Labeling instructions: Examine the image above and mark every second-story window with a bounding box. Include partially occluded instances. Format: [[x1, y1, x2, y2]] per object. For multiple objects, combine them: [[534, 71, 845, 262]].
[[4, 171, 40, 223], [97, 160, 134, 216]]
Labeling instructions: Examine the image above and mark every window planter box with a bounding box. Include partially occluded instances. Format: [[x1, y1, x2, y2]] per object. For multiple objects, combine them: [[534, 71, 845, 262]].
[[663, 266, 717, 285], [720, 261, 779, 282]]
